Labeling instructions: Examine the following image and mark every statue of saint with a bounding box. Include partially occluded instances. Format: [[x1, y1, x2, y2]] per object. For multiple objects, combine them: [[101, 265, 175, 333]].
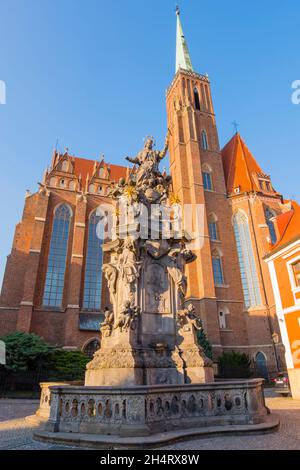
[[125, 131, 170, 185]]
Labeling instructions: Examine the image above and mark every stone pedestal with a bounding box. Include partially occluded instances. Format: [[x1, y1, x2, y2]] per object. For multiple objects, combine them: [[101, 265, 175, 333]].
[[84, 135, 214, 387]]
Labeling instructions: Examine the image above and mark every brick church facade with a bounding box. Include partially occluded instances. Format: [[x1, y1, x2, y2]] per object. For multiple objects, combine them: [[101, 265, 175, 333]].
[[0, 10, 296, 374]]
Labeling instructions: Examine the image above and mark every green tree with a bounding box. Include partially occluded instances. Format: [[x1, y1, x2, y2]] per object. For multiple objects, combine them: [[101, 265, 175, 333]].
[[1, 332, 54, 371]]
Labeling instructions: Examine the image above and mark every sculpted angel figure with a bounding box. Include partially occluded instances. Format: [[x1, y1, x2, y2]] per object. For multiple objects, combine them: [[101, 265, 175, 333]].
[[100, 307, 115, 337], [125, 131, 170, 185], [177, 304, 203, 332], [114, 301, 140, 332]]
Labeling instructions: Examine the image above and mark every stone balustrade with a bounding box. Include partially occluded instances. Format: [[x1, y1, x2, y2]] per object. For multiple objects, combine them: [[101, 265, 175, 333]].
[[44, 379, 268, 437]]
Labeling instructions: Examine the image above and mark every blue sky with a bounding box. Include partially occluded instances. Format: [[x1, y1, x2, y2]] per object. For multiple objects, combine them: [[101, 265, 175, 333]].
[[0, 0, 299, 285]]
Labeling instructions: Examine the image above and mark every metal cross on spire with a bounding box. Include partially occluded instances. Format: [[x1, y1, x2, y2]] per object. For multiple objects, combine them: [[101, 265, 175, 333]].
[[232, 120, 240, 134]]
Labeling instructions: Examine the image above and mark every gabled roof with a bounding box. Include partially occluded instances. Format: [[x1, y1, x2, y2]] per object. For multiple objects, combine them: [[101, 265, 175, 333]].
[[72, 157, 126, 183], [269, 201, 300, 254], [221, 133, 278, 195]]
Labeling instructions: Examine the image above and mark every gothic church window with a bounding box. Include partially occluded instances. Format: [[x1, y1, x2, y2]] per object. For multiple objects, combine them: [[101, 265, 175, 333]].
[[202, 165, 212, 191], [83, 339, 100, 358], [194, 87, 201, 110], [83, 211, 104, 311], [208, 213, 219, 240], [43, 204, 72, 308], [212, 249, 224, 285], [265, 207, 277, 245], [201, 130, 209, 150], [233, 210, 262, 308]]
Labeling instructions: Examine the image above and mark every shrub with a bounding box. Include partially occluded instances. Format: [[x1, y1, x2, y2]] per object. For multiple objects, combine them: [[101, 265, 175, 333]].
[[218, 351, 252, 379], [0, 332, 89, 377], [46, 349, 89, 374], [197, 322, 213, 360], [0, 332, 54, 371]]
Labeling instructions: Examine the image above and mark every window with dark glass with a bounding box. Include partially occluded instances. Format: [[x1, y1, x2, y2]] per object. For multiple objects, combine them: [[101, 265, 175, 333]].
[[194, 87, 201, 110], [202, 171, 212, 190], [292, 262, 300, 287], [43, 204, 71, 307], [265, 208, 277, 244], [83, 339, 100, 358], [209, 221, 218, 240], [212, 255, 224, 285], [83, 212, 104, 311], [201, 130, 209, 150]]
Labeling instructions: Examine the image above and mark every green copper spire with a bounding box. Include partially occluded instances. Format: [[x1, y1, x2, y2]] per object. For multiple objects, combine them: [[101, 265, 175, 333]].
[[176, 6, 193, 73]]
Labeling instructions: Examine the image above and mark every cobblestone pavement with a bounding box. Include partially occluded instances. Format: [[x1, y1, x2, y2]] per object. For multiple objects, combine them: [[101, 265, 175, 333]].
[[0, 394, 300, 450]]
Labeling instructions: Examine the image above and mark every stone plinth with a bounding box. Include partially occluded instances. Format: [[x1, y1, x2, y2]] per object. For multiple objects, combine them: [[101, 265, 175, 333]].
[[36, 382, 69, 419]]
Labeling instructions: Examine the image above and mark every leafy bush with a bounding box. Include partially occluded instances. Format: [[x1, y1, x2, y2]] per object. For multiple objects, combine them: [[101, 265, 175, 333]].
[[46, 349, 89, 374], [1, 332, 54, 371], [0, 332, 89, 376], [218, 351, 252, 379], [197, 323, 213, 360]]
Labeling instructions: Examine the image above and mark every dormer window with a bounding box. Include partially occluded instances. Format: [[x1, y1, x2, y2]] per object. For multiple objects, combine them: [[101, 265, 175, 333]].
[[59, 179, 65, 188], [259, 180, 265, 191]]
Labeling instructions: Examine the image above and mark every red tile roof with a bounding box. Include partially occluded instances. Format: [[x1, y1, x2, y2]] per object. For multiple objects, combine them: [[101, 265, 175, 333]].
[[72, 156, 127, 183], [221, 133, 278, 195], [269, 201, 300, 253]]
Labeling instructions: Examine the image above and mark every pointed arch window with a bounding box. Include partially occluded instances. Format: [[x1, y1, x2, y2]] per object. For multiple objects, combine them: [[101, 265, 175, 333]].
[[265, 208, 277, 245], [43, 204, 72, 308], [233, 211, 262, 308], [83, 211, 104, 311], [194, 87, 201, 110], [202, 164, 213, 191], [208, 213, 219, 240], [212, 249, 224, 285], [201, 130, 209, 150]]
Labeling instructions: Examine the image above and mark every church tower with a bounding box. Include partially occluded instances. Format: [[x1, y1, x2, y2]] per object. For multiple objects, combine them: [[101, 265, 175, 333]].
[[166, 8, 248, 354]]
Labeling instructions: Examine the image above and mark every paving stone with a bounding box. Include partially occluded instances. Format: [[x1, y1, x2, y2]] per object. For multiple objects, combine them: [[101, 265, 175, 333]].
[[0, 397, 300, 450]]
